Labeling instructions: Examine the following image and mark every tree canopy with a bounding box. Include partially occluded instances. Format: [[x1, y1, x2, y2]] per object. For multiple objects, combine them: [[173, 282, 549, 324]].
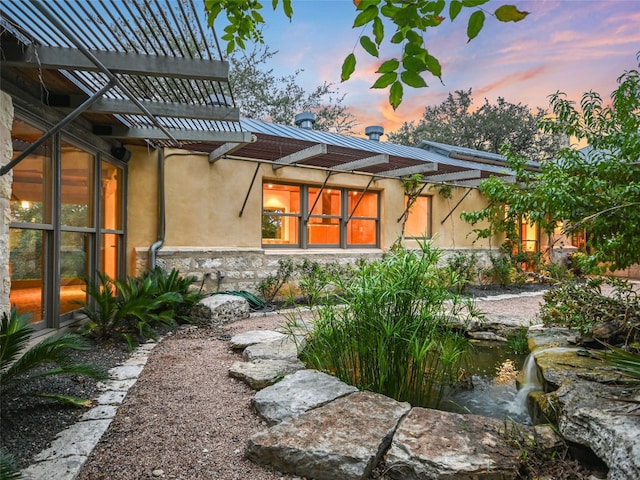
[[387, 89, 565, 161], [229, 46, 358, 133], [462, 56, 640, 270], [205, 0, 528, 109]]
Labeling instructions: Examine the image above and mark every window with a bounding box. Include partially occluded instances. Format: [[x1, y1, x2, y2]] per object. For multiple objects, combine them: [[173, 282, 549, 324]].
[[404, 195, 432, 238], [8, 115, 126, 329], [308, 187, 341, 246], [261, 184, 300, 245], [262, 182, 379, 248], [520, 221, 539, 253]]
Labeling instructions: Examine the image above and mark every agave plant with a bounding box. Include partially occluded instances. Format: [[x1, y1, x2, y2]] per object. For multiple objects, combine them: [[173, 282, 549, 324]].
[[0, 306, 106, 407]]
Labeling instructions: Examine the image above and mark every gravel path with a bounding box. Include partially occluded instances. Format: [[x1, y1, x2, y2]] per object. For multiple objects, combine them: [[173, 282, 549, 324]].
[[75, 294, 546, 480]]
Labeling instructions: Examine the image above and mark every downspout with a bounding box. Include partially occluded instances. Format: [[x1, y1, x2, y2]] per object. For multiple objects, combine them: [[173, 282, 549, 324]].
[[149, 148, 166, 269], [148, 150, 210, 269]]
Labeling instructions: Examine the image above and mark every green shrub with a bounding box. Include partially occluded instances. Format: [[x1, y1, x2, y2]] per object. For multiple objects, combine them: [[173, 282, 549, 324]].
[[257, 258, 294, 304], [294, 241, 479, 408], [542, 261, 574, 283], [506, 326, 530, 355], [446, 252, 479, 293], [485, 254, 516, 287], [540, 277, 640, 347], [0, 306, 106, 407]]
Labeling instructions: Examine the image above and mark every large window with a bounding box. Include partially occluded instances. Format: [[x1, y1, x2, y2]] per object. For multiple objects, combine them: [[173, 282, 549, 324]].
[[8, 116, 126, 329], [262, 182, 379, 248], [404, 195, 432, 238]]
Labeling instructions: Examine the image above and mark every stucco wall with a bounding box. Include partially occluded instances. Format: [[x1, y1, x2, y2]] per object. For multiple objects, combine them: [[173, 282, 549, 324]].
[[126, 147, 499, 270], [0, 91, 13, 314]]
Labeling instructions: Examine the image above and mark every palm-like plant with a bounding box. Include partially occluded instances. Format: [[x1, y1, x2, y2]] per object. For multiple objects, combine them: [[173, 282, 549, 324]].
[[0, 306, 106, 407], [0, 448, 21, 479], [81, 271, 184, 347]]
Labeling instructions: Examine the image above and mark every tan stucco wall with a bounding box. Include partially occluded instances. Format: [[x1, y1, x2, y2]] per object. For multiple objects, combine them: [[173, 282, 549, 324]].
[[126, 146, 509, 275], [128, 149, 496, 249], [0, 91, 13, 313]]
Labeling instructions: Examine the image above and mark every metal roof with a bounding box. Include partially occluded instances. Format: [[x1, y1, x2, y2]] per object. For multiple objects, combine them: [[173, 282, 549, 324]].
[[0, 0, 246, 149], [419, 140, 541, 169], [205, 118, 517, 185]]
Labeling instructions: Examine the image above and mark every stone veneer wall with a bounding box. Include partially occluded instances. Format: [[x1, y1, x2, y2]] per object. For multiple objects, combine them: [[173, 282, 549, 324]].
[[133, 246, 496, 296], [0, 91, 13, 314]]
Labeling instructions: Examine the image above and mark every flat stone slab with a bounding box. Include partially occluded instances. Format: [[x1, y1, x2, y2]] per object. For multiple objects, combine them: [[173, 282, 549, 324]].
[[252, 369, 359, 425], [229, 358, 305, 390], [243, 337, 300, 361], [384, 408, 525, 479], [21, 456, 87, 480], [247, 391, 411, 480], [33, 420, 112, 460], [230, 330, 286, 350]]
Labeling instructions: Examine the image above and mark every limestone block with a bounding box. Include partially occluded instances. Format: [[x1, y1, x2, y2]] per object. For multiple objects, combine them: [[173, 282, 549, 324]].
[[385, 407, 525, 479], [247, 391, 411, 480], [228, 358, 305, 390], [230, 330, 285, 350], [554, 382, 640, 480], [243, 337, 300, 362], [252, 369, 359, 425], [191, 294, 250, 326]]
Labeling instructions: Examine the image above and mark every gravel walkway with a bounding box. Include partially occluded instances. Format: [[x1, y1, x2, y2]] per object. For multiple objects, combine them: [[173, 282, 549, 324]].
[[74, 294, 546, 480]]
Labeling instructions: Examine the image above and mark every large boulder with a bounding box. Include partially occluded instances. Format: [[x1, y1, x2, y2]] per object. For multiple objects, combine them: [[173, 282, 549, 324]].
[[546, 381, 640, 480], [252, 369, 358, 425], [190, 294, 249, 325], [384, 408, 526, 479], [246, 391, 411, 480], [527, 328, 640, 479]]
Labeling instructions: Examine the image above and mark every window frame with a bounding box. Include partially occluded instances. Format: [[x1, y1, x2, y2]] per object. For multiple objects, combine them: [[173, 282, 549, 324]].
[[8, 110, 127, 330], [262, 181, 380, 249]]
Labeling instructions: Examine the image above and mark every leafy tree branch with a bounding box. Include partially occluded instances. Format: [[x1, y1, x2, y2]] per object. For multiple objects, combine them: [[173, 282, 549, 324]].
[[205, 0, 528, 109]]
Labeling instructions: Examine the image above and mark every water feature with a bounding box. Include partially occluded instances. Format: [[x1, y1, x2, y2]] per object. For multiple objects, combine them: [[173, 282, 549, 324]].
[[442, 341, 540, 424]]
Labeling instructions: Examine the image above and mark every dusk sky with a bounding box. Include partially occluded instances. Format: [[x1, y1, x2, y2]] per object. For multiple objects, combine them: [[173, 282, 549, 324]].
[[227, 0, 640, 138]]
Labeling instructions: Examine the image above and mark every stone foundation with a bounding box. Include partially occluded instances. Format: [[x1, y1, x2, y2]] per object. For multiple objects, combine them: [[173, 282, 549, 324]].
[[133, 246, 497, 296]]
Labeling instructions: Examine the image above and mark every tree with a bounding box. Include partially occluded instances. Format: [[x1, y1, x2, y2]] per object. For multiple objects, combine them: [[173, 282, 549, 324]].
[[387, 89, 565, 161], [205, 0, 528, 109], [229, 46, 358, 133], [462, 57, 640, 270]]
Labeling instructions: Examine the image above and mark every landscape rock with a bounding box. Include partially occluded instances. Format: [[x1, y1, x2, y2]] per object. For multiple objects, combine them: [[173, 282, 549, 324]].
[[190, 294, 250, 326], [246, 391, 411, 480], [252, 369, 358, 425], [228, 358, 305, 390], [548, 381, 640, 480], [384, 407, 526, 479], [243, 337, 301, 361], [230, 330, 285, 350]]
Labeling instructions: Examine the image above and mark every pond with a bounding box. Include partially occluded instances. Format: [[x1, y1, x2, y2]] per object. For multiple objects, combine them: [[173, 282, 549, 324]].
[[441, 340, 535, 424]]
